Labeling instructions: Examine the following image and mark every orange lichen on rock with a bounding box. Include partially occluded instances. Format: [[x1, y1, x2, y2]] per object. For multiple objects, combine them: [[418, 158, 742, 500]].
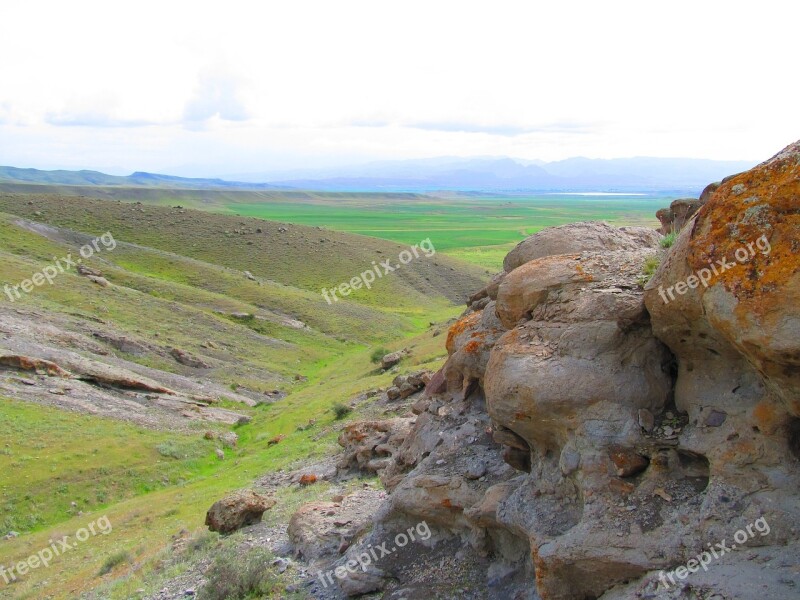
[[446, 311, 481, 354], [574, 262, 595, 282], [0, 354, 71, 377], [463, 340, 481, 354], [753, 401, 783, 434], [688, 144, 800, 299]]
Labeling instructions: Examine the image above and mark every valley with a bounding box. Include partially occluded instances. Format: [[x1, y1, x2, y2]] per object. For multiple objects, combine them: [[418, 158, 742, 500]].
[[0, 192, 483, 598]]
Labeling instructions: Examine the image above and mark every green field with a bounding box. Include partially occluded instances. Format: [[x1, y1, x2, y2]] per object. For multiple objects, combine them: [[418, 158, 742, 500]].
[[222, 193, 667, 270]]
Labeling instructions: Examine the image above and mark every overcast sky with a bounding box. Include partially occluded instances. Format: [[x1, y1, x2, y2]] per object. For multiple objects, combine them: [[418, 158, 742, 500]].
[[0, 0, 797, 177]]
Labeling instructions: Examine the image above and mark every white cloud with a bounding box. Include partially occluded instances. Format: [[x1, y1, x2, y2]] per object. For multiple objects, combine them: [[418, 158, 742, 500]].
[[182, 66, 251, 126], [0, 0, 797, 173], [45, 92, 158, 128]]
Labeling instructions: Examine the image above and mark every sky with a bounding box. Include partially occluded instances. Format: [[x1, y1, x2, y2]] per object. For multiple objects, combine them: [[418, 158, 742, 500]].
[[0, 0, 797, 177]]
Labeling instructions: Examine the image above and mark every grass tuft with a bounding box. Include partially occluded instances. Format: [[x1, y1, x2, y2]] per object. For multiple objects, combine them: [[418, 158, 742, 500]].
[[332, 402, 353, 420], [98, 551, 132, 576], [660, 231, 678, 248], [638, 255, 662, 287], [370, 347, 390, 363]]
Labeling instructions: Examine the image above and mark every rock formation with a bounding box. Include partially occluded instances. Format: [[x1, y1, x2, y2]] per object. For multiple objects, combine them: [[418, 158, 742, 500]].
[[656, 198, 705, 234], [287, 140, 800, 599]]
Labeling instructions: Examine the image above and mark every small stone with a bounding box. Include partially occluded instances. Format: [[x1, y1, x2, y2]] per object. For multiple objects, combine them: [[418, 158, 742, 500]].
[[272, 558, 289, 573], [559, 446, 581, 475], [704, 410, 727, 427], [465, 461, 487, 480], [637, 408, 655, 433]]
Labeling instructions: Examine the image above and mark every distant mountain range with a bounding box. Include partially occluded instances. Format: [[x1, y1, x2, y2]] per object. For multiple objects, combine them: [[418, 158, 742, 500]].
[[228, 157, 755, 192], [0, 166, 284, 191], [0, 155, 757, 194]]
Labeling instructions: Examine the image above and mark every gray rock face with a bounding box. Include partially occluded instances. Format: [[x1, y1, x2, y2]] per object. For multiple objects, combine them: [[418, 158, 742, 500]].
[[488, 249, 673, 454], [502, 221, 661, 273], [287, 488, 385, 562]]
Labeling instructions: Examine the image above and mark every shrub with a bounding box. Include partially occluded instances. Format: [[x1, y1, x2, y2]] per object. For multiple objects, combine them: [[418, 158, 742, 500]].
[[156, 441, 183, 459], [637, 255, 662, 287], [198, 546, 275, 600], [332, 403, 352, 420], [186, 531, 218, 554], [370, 347, 389, 364], [660, 231, 678, 248], [98, 550, 132, 576], [156, 438, 210, 460]]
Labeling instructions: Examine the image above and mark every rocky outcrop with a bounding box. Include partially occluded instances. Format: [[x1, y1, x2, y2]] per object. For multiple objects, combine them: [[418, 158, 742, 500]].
[[656, 197, 705, 234], [92, 332, 149, 356], [287, 488, 385, 562], [337, 418, 415, 477], [205, 489, 276, 534], [170, 347, 211, 369], [385, 370, 432, 401], [0, 351, 72, 377], [443, 304, 507, 396], [503, 221, 661, 272], [316, 141, 800, 600]]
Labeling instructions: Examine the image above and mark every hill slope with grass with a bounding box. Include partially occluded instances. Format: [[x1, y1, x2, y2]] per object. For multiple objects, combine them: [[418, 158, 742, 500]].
[[0, 191, 483, 599]]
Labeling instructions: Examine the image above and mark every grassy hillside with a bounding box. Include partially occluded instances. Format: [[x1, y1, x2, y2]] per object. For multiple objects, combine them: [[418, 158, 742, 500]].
[[0, 194, 489, 309], [0, 184, 664, 273], [0, 328, 450, 599], [0, 191, 469, 599]]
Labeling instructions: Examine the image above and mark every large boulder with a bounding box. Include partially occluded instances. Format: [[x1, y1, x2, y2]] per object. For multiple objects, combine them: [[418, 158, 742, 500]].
[[503, 221, 661, 273], [488, 248, 673, 452], [205, 489, 276, 534]]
